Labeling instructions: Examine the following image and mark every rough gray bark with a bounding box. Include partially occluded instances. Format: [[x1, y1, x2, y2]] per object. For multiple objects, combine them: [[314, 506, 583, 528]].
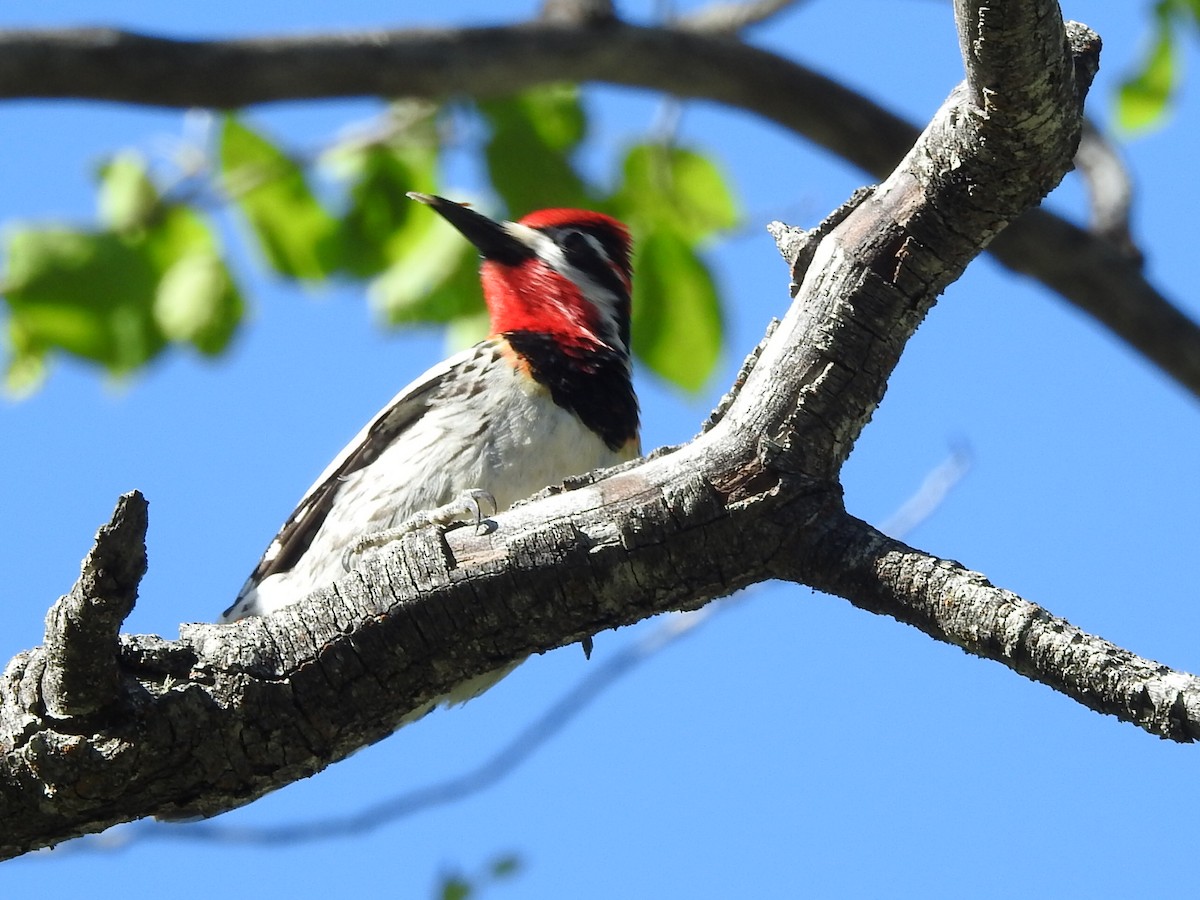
[[38, 492, 147, 720], [3, 0, 1194, 865], [1, 14, 1197, 398]]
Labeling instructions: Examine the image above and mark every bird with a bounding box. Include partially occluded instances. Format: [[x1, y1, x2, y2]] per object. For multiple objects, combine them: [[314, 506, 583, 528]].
[[221, 192, 639, 627]]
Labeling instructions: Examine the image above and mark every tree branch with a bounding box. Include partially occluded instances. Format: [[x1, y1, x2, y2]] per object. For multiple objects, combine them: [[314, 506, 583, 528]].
[[538, 0, 616, 26], [792, 510, 1200, 740], [39, 491, 148, 720], [675, 0, 809, 34], [4, 3, 1187, 865], [1, 20, 1194, 398], [56, 432, 965, 855], [1069, 118, 1141, 261]]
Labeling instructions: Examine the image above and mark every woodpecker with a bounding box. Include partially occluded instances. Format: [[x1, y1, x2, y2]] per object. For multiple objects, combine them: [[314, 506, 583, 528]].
[[221, 193, 639, 623]]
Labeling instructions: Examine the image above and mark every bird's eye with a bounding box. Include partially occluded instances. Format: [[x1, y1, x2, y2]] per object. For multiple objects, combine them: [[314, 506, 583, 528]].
[[561, 229, 597, 260]]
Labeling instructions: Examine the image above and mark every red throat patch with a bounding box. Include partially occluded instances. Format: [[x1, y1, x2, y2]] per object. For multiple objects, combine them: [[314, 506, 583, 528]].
[[481, 258, 606, 347]]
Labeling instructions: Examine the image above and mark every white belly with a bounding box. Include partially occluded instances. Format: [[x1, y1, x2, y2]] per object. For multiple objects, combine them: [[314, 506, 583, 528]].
[[237, 352, 634, 618]]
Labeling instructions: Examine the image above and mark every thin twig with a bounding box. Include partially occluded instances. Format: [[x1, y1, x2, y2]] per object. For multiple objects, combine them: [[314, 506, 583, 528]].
[[676, 0, 810, 34], [1074, 118, 1143, 263], [878, 445, 972, 538]]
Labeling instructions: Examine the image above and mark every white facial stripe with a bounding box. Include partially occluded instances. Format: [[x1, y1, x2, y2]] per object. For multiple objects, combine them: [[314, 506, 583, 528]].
[[575, 231, 609, 262], [503, 222, 628, 351]]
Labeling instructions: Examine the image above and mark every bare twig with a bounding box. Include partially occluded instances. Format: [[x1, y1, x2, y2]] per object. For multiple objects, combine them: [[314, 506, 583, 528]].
[[878, 446, 972, 538], [1075, 118, 1143, 263], [675, 0, 809, 34]]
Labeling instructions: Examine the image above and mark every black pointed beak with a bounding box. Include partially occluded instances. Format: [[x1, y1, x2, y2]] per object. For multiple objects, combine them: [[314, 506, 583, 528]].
[[407, 192, 532, 266]]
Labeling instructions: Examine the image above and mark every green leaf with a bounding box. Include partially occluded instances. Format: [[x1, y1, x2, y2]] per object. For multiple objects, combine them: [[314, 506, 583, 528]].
[[438, 876, 472, 900], [4, 227, 164, 373], [1116, 3, 1180, 133], [2, 203, 244, 385], [510, 84, 586, 151], [3, 340, 46, 396], [604, 143, 733, 390], [479, 85, 589, 212], [97, 151, 159, 231], [632, 229, 722, 391], [338, 142, 439, 277], [1164, 0, 1200, 27], [142, 204, 216, 269], [611, 144, 738, 241], [369, 220, 481, 326], [144, 205, 245, 355], [220, 114, 341, 279], [488, 855, 521, 879], [443, 308, 492, 352], [153, 251, 243, 355]]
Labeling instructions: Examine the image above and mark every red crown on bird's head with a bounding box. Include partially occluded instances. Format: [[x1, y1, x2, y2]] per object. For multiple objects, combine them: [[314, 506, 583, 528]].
[[518, 207, 633, 276]]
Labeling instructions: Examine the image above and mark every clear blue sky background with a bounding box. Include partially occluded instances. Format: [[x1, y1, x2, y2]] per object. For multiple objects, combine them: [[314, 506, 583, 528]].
[[3, 2, 1198, 897]]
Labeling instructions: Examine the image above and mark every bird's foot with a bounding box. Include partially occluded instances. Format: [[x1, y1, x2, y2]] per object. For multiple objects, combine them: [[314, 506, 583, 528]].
[[341, 489, 498, 571]]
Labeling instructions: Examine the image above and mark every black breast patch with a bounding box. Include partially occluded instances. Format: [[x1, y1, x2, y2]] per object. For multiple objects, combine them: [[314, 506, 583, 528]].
[[503, 331, 639, 452]]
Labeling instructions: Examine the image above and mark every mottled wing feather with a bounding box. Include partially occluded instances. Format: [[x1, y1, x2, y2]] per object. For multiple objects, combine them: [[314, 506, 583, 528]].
[[237, 345, 487, 597]]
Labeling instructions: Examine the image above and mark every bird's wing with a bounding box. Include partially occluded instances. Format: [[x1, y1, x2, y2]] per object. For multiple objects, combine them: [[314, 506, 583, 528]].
[[238, 342, 493, 594]]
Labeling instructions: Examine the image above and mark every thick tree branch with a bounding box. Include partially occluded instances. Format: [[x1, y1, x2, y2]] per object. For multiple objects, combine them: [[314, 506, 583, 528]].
[[4, 3, 1191, 864], [1, 21, 1197, 396]]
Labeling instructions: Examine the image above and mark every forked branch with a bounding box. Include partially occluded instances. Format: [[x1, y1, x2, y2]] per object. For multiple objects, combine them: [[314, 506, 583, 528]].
[[2, 2, 1192, 867]]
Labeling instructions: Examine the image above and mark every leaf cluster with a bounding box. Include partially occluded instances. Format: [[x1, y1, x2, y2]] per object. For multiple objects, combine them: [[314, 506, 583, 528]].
[[1, 87, 738, 394]]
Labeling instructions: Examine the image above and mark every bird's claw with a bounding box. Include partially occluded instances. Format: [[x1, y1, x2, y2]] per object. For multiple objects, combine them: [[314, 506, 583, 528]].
[[340, 489, 498, 572], [457, 488, 498, 533]]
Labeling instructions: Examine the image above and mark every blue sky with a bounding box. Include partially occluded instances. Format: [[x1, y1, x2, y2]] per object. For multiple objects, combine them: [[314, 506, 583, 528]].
[[3, 2, 1198, 897]]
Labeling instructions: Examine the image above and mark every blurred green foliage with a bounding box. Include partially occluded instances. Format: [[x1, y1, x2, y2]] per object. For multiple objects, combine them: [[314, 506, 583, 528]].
[[3, 151, 242, 392], [1, 87, 737, 395], [436, 852, 521, 900], [3, 4, 1196, 395], [1117, 0, 1199, 132]]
